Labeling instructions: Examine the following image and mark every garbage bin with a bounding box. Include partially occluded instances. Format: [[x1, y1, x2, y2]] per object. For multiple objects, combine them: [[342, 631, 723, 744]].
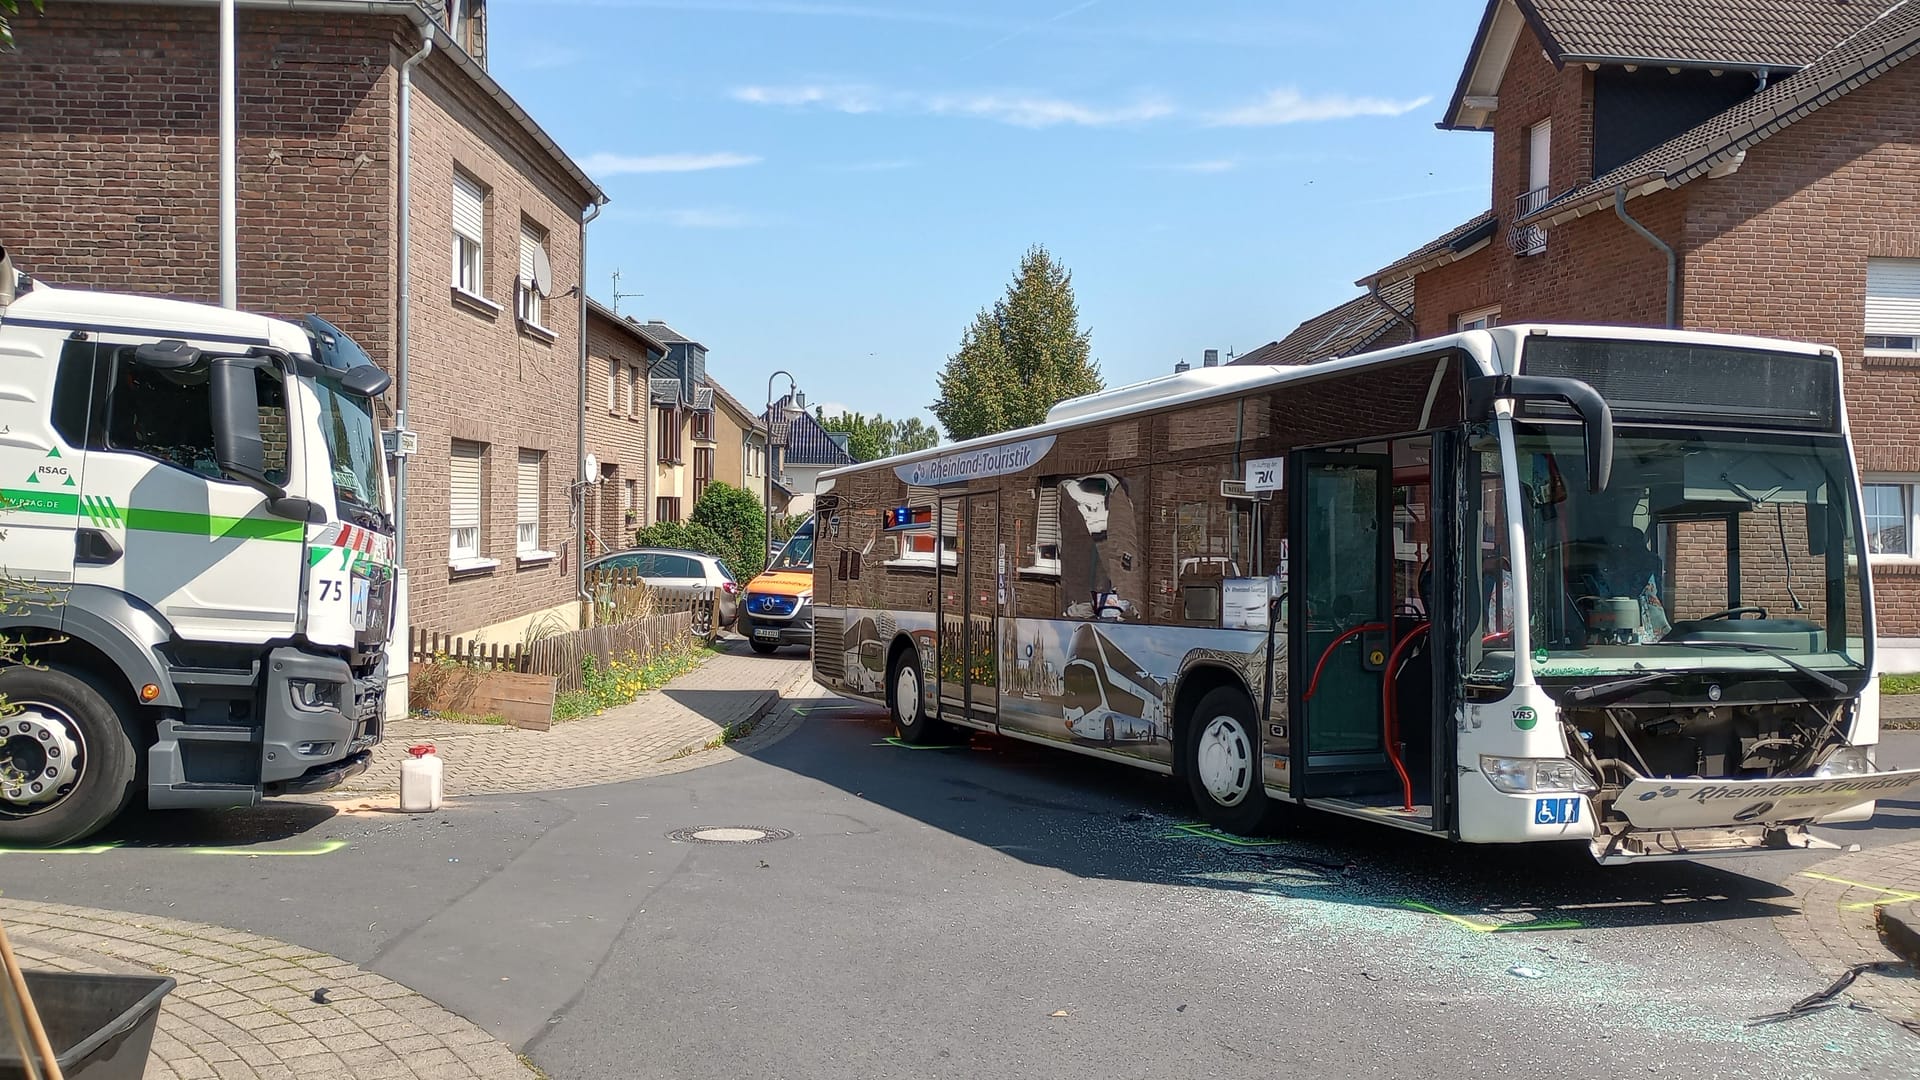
[[0, 971, 175, 1080]]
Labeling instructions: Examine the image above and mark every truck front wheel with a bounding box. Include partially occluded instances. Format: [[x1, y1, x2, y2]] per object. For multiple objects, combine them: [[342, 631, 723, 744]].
[[0, 667, 139, 848]]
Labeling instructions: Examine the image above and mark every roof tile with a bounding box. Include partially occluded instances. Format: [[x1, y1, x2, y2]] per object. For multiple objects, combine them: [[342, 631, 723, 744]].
[[1230, 279, 1416, 367], [1524, 0, 1898, 67]]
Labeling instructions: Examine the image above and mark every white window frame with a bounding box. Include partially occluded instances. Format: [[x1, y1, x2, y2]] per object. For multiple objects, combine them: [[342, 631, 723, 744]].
[[1457, 306, 1501, 331], [1863, 475, 1919, 561], [516, 449, 553, 561], [449, 440, 493, 569], [1866, 258, 1920, 357], [516, 223, 549, 332], [452, 173, 488, 300]]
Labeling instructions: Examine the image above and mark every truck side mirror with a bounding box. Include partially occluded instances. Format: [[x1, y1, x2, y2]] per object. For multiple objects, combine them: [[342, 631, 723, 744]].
[[210, 356, 281, 497], [340, 363, 391, 397]]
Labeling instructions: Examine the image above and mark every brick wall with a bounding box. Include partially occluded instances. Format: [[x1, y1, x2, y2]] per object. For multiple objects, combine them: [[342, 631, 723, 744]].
[[585, 307, 652, 552], [0, 6, 595, 637], [0, 7, 398, 364], [401, 49, 590, 633]]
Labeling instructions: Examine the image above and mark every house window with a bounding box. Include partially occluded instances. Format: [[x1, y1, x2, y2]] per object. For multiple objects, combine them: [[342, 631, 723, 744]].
[[1864, 479, 1915, 557], [517, 223, 548, 329], [449, 440, 485, 564], [628, 366, 641, 418], [1866, 258, 1920, 356], [1457, 306, 1500, 331], [692, 409, 714, 442], [607, 358, 620, 413], [516, 448, 543, 556], [693, 446, 714, 505], [621, 478, 636, 512], [656, 406, 681, 462], [655, 496, 681, 523], [452, 173, 487, 297]]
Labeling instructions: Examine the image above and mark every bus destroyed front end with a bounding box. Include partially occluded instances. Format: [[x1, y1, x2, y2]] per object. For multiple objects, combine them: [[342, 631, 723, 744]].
[[1477, 335, 1920, 862]]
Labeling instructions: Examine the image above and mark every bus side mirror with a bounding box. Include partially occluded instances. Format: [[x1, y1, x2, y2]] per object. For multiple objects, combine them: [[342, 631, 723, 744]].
[[210, 356, 282, 499], [1467, 374, 1614, 493]]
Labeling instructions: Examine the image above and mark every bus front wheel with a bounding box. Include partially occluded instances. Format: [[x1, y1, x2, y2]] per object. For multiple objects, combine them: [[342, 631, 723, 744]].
[[1184, 687, 1270, 834], [889, 651, 948, 745]]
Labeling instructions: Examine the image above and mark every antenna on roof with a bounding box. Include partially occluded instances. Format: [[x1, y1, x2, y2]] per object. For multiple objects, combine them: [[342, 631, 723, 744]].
[[610, 269, 644, 314]]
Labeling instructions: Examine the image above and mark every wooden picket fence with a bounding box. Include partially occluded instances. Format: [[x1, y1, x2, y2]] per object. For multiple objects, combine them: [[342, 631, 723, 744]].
[[410, 582, 717, 695]]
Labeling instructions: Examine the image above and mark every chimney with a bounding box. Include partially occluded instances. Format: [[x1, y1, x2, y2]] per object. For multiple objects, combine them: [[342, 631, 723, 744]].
[[1173, 358, 1191, 373], [1203, 349, 1219, 368]]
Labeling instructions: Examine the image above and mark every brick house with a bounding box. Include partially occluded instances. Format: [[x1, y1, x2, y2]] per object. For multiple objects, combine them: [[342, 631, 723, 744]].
[[0, 0, 605, 645], [766, 398, 855, 518], [1228, 278, 1416, 367], [1333, 0, 1920, 668], [584, 299, 664, 555]]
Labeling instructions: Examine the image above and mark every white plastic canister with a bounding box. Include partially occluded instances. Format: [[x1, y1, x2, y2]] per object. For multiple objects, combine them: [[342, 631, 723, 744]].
[[399, 744, 444, 812]]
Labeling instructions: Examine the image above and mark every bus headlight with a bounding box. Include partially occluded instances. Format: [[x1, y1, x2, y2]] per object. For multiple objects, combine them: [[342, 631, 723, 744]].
[[1479, 756, 1597, 794], [1814, 745, 1875, 778]]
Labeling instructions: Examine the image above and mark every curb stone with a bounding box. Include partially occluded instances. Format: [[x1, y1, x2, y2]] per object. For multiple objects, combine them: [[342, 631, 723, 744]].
[[1879, 902, 1920, 968]]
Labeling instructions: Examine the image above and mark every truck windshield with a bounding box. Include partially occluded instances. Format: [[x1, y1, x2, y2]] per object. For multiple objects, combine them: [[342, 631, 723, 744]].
[[312, 374, 386, 514], [1510, 423, 1867, 678], [770, 519, 814, 571]]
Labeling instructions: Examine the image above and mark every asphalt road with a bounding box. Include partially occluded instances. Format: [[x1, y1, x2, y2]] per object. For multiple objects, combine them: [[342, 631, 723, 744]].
[[4, 676, 1916, 1080]]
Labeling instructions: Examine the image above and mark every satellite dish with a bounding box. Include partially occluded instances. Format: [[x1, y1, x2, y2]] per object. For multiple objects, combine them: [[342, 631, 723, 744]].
[[584, 453, 599, 480], [531, 244, 554, 297]]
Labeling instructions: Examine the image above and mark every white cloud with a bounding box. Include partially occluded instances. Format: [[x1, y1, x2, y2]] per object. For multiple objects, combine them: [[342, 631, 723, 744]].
[[1206, 88, 1432, 127], [926, 93, 1172, 128], [578, 151, 763, 176], [734, 82, 1172, 128], [731, 84, 881, 113], [1163, 158, 1237, 173]]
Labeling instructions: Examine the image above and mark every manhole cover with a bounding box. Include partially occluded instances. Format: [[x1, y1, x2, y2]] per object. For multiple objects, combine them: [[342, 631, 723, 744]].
[[667, 826, 793, 844]]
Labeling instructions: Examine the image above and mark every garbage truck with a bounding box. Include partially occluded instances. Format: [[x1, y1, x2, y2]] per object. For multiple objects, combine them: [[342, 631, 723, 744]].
[[0, 252, 396, 847]]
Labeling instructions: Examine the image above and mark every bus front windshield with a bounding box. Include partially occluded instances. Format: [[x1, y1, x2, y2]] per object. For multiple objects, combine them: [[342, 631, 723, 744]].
[[312, 374, 387, 516], [1509, 423, 1867, 678]]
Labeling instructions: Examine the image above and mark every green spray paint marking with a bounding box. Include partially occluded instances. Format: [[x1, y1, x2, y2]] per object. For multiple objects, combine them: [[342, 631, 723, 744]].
[[1398, 899, 1584, 933], [0, 841, 124, 855], [1165, 822, 1291, 847], [875, 737, 971, 751], [0, 488, 302, 542]]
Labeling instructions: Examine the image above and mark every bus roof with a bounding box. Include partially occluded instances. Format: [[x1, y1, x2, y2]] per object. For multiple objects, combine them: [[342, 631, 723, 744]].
[[822, 323, 1838, 483]]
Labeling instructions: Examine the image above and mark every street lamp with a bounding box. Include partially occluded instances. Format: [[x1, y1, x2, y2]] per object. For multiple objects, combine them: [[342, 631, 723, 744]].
[[765, 371, 805, 567]]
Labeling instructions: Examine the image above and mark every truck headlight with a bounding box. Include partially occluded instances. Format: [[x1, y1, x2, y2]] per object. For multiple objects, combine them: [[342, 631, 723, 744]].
[[1479, 755, 1597, 794], [1814, 745, 1875, 778], [290, 679, 342, 712]]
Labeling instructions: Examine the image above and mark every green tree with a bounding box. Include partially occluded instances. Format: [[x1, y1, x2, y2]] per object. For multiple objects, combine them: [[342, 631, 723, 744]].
[[688, 480, 768, 581], [630, 519, 731, 567], [933, 308, 1015, 442], [2, 0, 43, 50], [892, 416, 940, 454], [931, 245, 1100, 441], [817, 410, 889, 462]]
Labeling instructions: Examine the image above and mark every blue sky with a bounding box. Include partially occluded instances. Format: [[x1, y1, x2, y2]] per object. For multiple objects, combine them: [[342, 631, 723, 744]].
[[493, 0, 1494, 432]]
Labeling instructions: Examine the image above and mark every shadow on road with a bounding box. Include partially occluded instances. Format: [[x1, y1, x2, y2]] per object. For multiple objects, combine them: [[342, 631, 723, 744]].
[[745, 700, 1801, 936], [79, 801, 342, 850]]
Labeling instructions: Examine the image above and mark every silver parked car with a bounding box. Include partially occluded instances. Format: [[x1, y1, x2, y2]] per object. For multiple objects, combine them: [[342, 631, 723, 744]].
[[586, 547, 739, 627]]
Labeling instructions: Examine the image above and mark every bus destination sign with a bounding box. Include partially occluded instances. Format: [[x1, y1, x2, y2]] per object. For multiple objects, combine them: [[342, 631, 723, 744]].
[[893, 436, 1056, 487]]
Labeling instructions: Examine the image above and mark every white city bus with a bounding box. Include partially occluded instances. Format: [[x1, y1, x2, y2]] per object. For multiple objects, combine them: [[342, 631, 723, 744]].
[[811, 325, 1920, 862]]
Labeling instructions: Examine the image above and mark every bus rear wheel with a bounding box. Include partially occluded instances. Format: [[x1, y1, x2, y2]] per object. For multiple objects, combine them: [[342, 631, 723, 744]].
[[1184, 686, 1270, 835], [889, 651, 949, 745], [0, 666, 139, 848]]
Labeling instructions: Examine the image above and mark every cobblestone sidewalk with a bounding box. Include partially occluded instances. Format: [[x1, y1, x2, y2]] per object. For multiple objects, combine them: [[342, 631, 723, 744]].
[[1779, 835, 1920, 1027], [340, 643, 817, 798], [2, 898, 529, 1079]]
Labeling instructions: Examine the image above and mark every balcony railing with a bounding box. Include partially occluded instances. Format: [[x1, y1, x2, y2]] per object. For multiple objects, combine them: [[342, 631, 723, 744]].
[[1509, 186, 1548, 256]]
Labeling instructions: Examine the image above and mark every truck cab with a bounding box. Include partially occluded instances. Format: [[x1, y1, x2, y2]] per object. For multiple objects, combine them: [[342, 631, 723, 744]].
[[0, 274, 396, 847]]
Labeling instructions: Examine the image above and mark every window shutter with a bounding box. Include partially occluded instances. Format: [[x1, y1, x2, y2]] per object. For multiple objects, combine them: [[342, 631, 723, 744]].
[[1867, 258, 1920, 336], [450, 443, 482, 529], [607, 359, 619, 411], [518, 226, 539, 289], [1036, 486, 1060, 548], [452, 175, 485, 243], [517, 449, 542, 553]]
